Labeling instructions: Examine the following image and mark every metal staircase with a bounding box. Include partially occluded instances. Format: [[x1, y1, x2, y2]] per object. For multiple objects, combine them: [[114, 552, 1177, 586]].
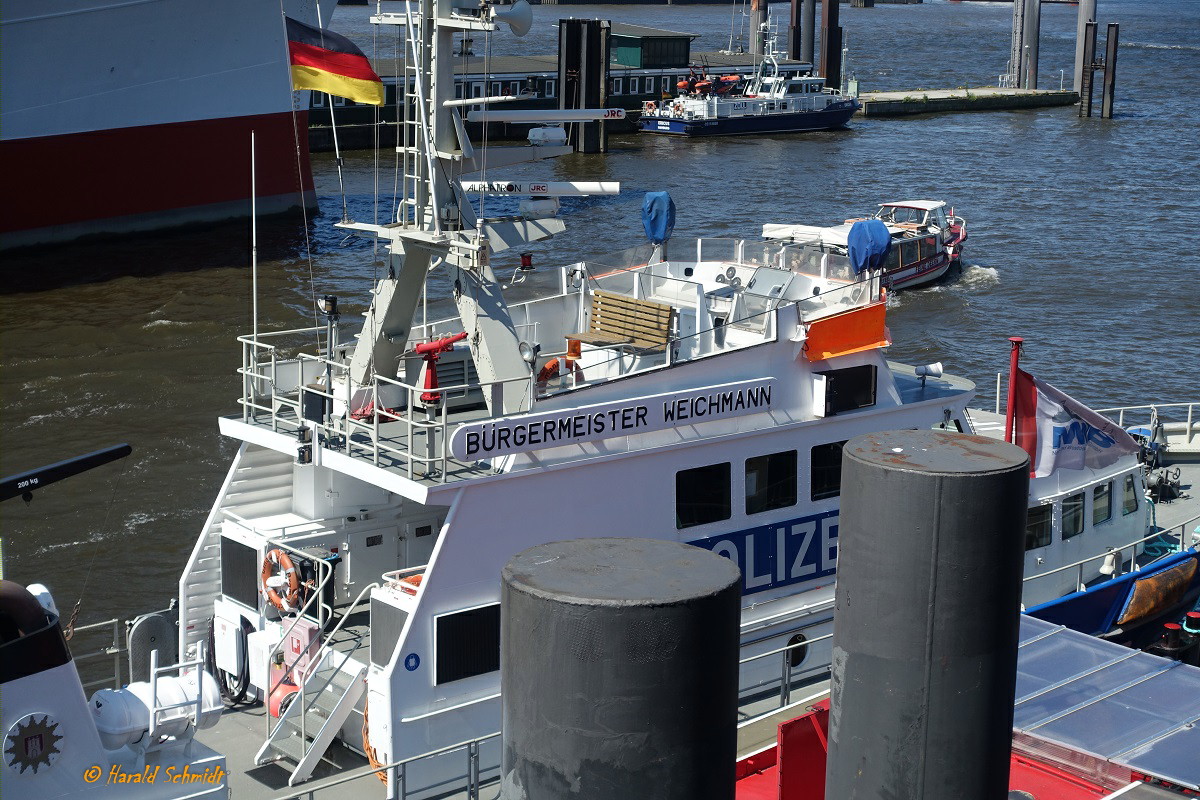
[[254, 648, 367, 785], [255, 582, 378, 785]]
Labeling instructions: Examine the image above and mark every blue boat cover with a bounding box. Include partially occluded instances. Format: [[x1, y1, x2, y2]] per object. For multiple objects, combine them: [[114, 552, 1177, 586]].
[[846, 219, 892, 275], [642, 191, 676, 245]]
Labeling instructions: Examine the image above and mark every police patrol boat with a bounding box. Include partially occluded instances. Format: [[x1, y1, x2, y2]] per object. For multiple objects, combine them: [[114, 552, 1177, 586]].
[[160, 0, 1191, 795], [764, 200, 969, 290], [638, 26, 858, 138]]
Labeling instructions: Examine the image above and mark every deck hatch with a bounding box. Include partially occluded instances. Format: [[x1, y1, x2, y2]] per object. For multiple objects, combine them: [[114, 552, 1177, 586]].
[[435, 603, 501, 684]]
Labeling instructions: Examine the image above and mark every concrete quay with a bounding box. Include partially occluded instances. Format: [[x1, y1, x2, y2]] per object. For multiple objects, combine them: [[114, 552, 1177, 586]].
[[856, 86, 1078, 117]]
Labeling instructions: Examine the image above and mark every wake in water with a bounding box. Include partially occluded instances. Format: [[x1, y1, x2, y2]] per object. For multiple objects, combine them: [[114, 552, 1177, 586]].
[[957, 264, 1001, 288]]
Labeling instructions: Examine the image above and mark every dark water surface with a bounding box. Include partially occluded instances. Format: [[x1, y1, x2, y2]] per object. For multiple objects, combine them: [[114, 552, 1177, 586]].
[[2, 0, 1197, 625]]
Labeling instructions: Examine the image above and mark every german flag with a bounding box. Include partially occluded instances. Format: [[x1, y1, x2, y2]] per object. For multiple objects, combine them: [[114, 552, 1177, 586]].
[[286, 17, 384, 106]]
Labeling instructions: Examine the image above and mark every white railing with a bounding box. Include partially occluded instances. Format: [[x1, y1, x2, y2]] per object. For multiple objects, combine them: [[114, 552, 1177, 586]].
[[1023, 512, 1200, 595], [145, 645, 207, 753], [1096, 402, 1198, 445], [69, 617, 127, 691]]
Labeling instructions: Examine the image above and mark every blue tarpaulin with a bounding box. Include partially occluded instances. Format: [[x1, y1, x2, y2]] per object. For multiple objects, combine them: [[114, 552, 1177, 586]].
[[642, 191, 676, 245], [846, 219, 892, 275]]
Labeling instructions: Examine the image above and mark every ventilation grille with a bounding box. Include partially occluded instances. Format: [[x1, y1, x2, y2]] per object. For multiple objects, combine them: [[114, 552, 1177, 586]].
[[221, 537, 260, 610], [371, 596, 409, 668]]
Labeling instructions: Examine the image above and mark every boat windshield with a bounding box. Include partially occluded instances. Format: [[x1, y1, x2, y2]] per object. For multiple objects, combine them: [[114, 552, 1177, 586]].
[[875, 205, 928, 226]]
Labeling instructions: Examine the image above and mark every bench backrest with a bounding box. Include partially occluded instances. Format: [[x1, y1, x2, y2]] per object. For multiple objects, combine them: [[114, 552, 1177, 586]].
[[590, 289, 674, 350]]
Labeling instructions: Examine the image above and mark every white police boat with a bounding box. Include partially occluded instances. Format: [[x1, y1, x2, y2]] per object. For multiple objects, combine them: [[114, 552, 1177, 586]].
[[638, 33, 858, 138], [147, 0, 1187, 796]]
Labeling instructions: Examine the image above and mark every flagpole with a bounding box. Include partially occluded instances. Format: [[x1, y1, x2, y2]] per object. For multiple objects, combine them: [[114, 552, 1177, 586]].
[[315, 3, 350, 223], [1003, 336, 1024, 443], [251, 130, 258, 348]]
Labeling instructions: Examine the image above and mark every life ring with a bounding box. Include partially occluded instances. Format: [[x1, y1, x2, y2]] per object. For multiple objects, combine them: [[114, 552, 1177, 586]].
[[261, 549, 301, 612], [399, 574, 423, 596], [537, 357, 583, 386], [644, 101, 658, 113]]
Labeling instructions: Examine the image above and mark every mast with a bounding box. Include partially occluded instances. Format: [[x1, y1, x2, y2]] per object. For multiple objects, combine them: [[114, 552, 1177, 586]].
[[340, 0, 616, 416]]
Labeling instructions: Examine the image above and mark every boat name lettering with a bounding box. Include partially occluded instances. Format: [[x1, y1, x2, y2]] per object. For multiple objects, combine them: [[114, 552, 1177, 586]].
[[449, 378, 774, 460], [692, 509, 839, 596]]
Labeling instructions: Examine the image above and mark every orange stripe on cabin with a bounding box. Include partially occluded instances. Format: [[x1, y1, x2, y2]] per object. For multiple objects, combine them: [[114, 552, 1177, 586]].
[[803, 302, 890, 361]]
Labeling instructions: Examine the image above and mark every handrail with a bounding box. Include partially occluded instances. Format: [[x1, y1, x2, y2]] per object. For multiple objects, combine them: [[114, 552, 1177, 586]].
[[267, 731, 503, 800], [400, 691, 501, 723], [274, 581, 380, 753], [1023, 512, 1200, 589], [70, 617, 126, 691]]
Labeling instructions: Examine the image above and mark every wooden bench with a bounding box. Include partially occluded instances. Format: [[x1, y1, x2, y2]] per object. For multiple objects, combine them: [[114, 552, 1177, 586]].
[[570, 289, 674, 353]]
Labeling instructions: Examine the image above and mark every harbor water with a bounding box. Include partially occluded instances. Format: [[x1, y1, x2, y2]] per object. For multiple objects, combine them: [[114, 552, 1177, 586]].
[[1, 0, 1197, 631]]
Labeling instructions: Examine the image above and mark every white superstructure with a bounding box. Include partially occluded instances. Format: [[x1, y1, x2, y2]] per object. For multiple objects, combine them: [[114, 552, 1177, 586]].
[[170, 0, 1155, 794]]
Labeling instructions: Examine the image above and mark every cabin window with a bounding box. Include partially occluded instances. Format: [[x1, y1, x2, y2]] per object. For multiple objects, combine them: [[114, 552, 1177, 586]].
[[900, 240, 920, 266], [810, 441, 847, 501], [455, 82, 464, 99], [435, 603, 500, 684], [1026, 504, 1053, 550], [333, 96, 348, 107], [544, 79, 556, 98], [1093, 482, 1113, 526], [630, 77, 640, 94], [677, 462, 731, 529], [1122, 474, 1139, 514], [815, 364, 877, 416], [746, 451, 797, 515], [312, 92, 326, 108], [662, 76, 671, 94], [386, 84, 400, 106], [884, 246, 900, 273], [490, 82, 501, 97], [612, 77, 623, 95], [508, 81, 522, 95], [919, 237, 938, 261], [1062, 492, 1085, 540]]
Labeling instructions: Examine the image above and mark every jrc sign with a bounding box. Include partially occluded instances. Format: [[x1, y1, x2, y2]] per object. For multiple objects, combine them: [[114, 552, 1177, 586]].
[[449, 378, 775, 460]]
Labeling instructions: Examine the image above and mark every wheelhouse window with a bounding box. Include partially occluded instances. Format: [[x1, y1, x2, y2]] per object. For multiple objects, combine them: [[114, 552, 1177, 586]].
[[815, 364, 877, 416], [1093, 482, 1113, 526], [1062, 492, 1085, 540], [900, 240, 920, 266], [630, 77, 640, 94], [810, 441, 847, 501], [1123, 474, 1139, 514], [1026, 504, 1053, 550], [746, 451, 797, 515], [677, 462, 731, 529]]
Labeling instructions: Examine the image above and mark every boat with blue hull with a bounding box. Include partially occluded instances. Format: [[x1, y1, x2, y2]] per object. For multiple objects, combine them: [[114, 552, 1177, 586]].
[[639, 34, 858, 138]]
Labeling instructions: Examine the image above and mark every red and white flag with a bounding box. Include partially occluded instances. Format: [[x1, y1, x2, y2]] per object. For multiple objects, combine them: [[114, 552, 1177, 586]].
[[1011, 368, 1140, 478]]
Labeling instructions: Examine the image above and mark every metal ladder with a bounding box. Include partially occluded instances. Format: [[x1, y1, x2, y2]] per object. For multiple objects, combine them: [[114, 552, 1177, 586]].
[[254, 583, 378, 785]]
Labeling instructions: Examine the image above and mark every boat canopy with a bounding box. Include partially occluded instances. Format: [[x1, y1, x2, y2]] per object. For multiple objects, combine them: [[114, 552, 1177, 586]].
[[846, 219, 891, 274]]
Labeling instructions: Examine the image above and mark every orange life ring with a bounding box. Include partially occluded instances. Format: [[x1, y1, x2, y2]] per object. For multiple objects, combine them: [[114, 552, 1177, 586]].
[[536, 357, 584, 386], [399, 574, 423, 596], [261, 549, 301, 612], [644, 101, 658, 113]]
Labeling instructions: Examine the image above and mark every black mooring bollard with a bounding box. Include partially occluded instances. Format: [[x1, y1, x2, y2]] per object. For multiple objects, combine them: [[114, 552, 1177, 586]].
[[826, 430, 1030, 800], [500, 538, 742, 800]]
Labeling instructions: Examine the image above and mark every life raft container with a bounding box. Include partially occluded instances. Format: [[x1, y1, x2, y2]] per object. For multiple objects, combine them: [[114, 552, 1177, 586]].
[[536, 357, 584, 386], [261, 549, 301, 612]]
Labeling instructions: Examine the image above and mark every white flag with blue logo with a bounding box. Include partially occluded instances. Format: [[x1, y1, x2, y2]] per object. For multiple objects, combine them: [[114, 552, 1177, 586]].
[[1013, 368, 1141, 478]]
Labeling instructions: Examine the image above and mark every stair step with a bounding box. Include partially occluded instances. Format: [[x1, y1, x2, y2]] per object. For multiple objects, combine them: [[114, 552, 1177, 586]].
[[269, 732, 306, 763]]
